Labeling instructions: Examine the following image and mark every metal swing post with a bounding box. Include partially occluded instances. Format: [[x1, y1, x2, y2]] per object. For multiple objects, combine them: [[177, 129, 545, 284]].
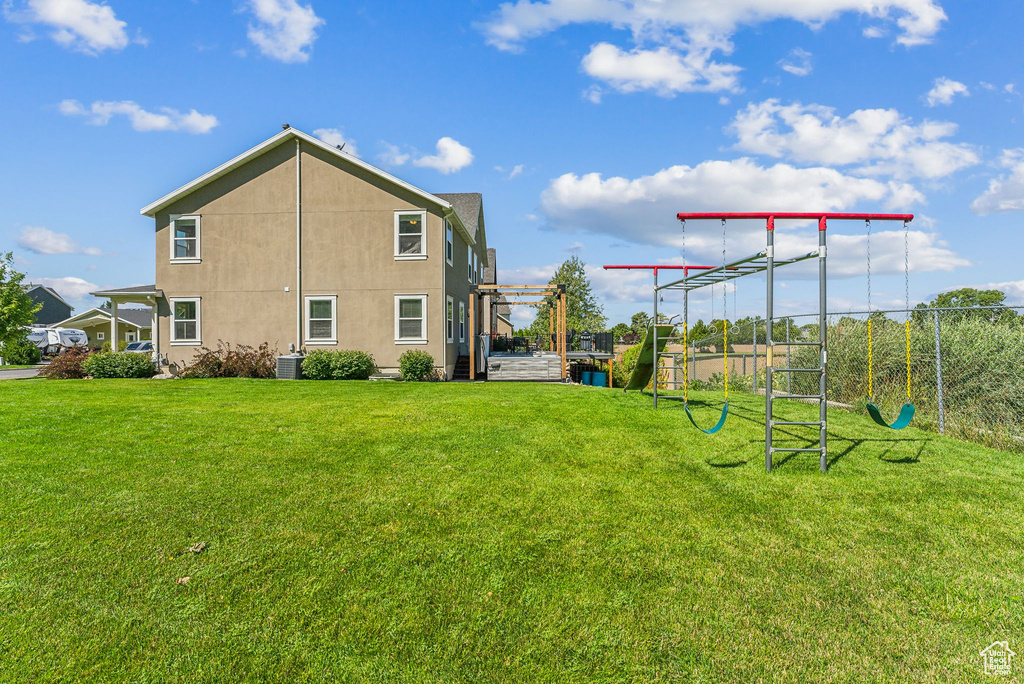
[[818, 218, 828, 472], [653, 268, 659, 408], [765, 216, 774, 472]]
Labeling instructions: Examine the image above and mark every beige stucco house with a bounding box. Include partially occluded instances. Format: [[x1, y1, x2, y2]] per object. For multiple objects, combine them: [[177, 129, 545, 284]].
[[93, 126, 490, 379]]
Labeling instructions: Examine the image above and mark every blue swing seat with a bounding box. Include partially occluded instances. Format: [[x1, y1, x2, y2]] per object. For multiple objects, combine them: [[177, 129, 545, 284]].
[[866, 402, 916, 430], [685, 402, 729, 435]]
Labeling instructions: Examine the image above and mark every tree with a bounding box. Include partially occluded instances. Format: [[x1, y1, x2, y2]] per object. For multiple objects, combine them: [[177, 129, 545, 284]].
[[0, 252, 41, 349], [629, 311, 650, 336], [610, 322, 630, 342], [917, 288, 1016, 324], [526, 256, 607, 334]]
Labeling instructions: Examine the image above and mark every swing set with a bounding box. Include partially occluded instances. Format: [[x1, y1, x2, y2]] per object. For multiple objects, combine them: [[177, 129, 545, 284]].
[[607, 211, 915, 472]]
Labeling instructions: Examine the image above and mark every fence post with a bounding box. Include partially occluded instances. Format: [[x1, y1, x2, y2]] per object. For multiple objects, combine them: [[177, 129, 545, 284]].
[[786, 318, 792, 394], [932, 309, 945, 434], [752, 318, 758, 394]]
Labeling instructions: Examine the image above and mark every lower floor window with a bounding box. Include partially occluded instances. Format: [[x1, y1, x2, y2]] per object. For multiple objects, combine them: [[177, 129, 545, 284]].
[[97, 331, 105, 341], [305, 295, 337, 344], [396, 295, 427, 342], [459, 302, 465, 342], [171, 298, 201, 344]]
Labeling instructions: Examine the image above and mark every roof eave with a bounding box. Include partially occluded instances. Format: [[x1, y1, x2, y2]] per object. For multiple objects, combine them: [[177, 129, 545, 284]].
[[140, 128, 456, 222]]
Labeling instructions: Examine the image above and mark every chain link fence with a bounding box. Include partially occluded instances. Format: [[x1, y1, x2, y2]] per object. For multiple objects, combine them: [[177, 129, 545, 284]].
[[658, 305, 1024, 452]]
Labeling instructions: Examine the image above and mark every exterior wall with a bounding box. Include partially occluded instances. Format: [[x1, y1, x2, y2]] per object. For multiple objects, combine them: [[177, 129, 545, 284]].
[[153, 139, 486, 376], [28, 289, 72, 325], [444, 224, 478, 377], [79, 321, 147, 350]]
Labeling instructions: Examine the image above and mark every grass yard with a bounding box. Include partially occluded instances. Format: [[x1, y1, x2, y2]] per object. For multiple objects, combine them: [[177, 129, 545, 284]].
[[0, 365, 38, 370], [1, 379, 1022, 682]]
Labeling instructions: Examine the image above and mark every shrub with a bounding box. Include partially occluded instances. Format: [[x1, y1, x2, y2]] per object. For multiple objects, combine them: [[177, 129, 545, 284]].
[[179, 342, 278, 379], [40, 348, 90, 379], [399, 350, 436, 381], [82, 352, 156, 379], [301, 350, 377, 380], [1, 332, 42, 365], [613, 344, 641, 388], [100, 339, 130, 352]]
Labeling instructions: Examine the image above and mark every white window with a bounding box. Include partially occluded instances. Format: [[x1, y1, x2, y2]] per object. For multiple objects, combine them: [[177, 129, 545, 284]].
[[170, 297, 201, 345], [467, 248, 473, 282], [127, 331, 136, 342], [97, 331, 105, 341], [394, 211, 427, 259], [170, 215, 201, 263], [445, 220, 453, 265], [459, 302, 465, 342], [395, 295, 427, 343], [305, 295, 337, 345], [473, 252, 479, 284], [446, 296, 454, 343]]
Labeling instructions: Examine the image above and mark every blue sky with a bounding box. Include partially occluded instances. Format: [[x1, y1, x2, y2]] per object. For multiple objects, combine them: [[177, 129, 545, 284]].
[[1, 0, 1022, 327]]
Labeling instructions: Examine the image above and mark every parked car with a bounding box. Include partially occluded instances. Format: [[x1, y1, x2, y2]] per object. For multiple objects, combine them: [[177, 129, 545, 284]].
[[44, 328, 89, 355], [124, 341, 153, 354]]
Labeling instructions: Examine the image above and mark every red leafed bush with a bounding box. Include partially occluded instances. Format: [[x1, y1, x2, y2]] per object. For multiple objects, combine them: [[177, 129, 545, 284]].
[[178, 341, 278, 379], [40, 348, 91, 379]]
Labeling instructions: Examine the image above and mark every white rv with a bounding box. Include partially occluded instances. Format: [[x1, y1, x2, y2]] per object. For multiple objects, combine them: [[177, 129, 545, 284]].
[[45, 328, 89, 355]]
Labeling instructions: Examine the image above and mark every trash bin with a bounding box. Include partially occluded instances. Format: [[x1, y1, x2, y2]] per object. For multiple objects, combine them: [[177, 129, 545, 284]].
[[581, 370, 593, 386], [592, 371, 607, 387]]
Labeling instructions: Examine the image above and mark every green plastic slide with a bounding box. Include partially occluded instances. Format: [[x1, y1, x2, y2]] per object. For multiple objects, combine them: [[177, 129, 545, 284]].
[[624, 324, 676, 391]]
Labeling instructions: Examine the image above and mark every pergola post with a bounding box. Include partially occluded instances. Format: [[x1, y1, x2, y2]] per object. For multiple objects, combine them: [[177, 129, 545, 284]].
[[469, 291, 476, 380], [110, 300, 118, 351], [559, 287, 567, 381]]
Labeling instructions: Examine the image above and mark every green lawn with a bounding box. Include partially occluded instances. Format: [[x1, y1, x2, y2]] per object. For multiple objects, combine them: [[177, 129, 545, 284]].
[[2, 380, 1021, 682], [0, 364, 38, 370]]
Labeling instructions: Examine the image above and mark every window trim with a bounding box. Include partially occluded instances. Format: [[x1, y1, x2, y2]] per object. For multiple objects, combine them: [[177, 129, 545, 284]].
[[446, 295, 454, 343], [169, 214, 201, 264], [459, 301, 465, 343], [394, 210, 428, 260], [304, 295, 338, 345], [445, 220, 454, 266], [394, 294, 428, 344], [169, 297, 201, 346], [467, 248, 473, 283], [473, 252, 479, 284], [96, 331, 105, 341]]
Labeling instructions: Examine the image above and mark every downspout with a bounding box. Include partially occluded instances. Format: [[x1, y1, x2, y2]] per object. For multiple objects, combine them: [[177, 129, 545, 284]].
[[295, 139, 302, 351], [441, 208, 455, 380]]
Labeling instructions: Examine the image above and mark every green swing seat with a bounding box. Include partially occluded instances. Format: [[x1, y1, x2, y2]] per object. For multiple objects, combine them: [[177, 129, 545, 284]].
[[866, 402, 916, 430], [685, 403, 729, 435]]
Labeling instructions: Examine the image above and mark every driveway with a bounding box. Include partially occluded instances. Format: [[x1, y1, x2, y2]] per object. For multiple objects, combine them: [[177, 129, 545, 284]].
[[0, 368, 42, 380]]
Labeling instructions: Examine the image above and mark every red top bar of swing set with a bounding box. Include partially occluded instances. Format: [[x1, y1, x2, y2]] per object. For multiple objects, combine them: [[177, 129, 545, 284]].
[[602, 265, 715, 276], [676, 212, 914, 231]]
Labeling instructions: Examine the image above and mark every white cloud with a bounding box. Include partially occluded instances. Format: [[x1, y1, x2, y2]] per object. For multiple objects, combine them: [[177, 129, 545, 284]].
[[413, 137, 474, 174], [508, 164, 525, 179], [729, 99, 979, 179], [863, 26, 887, 38], [59, 99, 219, 134], [925, 77, 969, 106], [539, 158, 922, 259], [4, 0, 130, 54], [17, 226, 101, 256], [581, 41, 741, 96], [481, 0, 945, 94], [313, 127, 359, 157], [778, 47, 812, 76], [245, 0, 324, 63], [377, 142, 410, 167], [961, 280, 1024, 303], [970, 149, 1024, 215], [34, 276, 99, 303]]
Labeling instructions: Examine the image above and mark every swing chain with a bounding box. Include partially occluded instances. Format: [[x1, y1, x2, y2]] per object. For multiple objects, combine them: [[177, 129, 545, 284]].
[[865, 219, 871, 310]]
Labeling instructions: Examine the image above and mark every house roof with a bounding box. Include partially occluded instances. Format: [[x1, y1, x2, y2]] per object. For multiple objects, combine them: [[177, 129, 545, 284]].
[[22, 283, 72, 309], [436, 193, 487, 264], [91, 285, 162, 297], [139, 127, 477, 245], [55, 306, 152, 330]]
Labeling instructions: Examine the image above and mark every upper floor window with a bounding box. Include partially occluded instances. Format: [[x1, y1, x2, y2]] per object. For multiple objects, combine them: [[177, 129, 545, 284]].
[[473, 252, 479, 284], [467, 248, 473, 283], [445, 221, 453, 265], [395, 211, 427, 259], [170, 215, 201, 263], [305, 295, 337, 345], [170, 297, 201, 345]]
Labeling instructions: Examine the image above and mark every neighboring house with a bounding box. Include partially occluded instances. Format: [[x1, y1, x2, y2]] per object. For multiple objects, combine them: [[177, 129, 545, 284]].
[[22, 284, 72, 325], [481, 248, 513, 336], [93, 126, 489, 378], [54, 307, 152, 349]]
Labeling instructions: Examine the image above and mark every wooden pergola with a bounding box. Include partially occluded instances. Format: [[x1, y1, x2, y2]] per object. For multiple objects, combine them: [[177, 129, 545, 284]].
[[469, 284, 567, 381]]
